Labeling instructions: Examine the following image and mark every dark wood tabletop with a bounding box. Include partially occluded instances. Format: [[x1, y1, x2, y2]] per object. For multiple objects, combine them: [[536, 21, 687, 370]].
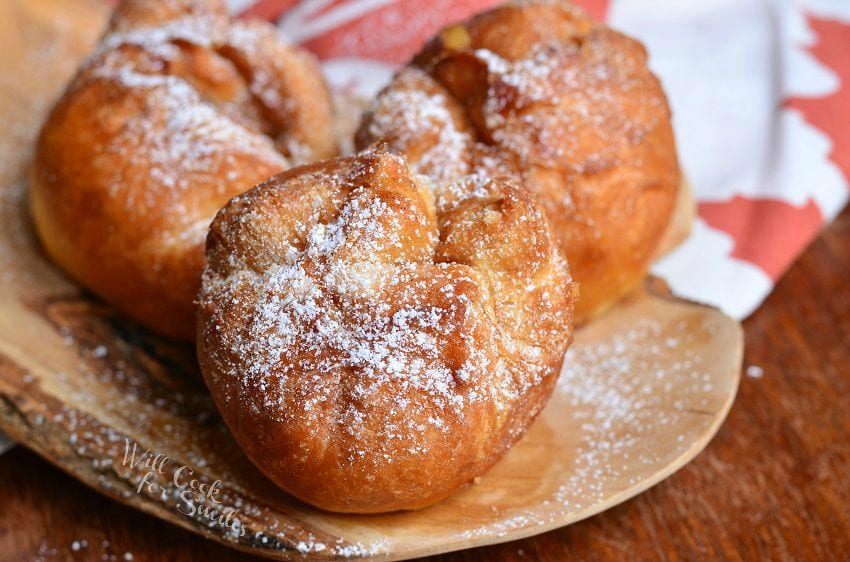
[[2, 205, 848, 562]]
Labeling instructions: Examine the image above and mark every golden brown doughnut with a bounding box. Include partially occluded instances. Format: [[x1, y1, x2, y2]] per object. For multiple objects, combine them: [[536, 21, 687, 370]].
[[357, 0, 682, 323], [197, 149, 577, 512], [31, 0, 336, 340]]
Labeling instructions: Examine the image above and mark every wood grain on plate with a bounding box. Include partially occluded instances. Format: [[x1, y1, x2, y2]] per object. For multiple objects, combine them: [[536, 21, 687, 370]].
[[0, 1, 742, 560]]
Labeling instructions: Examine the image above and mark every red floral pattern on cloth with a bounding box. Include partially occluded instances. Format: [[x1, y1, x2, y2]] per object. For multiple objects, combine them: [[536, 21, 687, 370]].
[[693, 12, 850, 289], [787, 16, 850, 187], [699, 197, 824, 281]]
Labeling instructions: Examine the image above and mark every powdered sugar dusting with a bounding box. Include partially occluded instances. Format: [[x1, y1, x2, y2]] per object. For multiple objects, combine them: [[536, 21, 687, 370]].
[[203, 167, 505, 458], [97, 15, 221, 59], [199, 152, 575, 509], [458, 314, 729, 541], [365, 36, 658, 179], [93, 63, 285, 218], [80, 11, 295, 215], [65, 0, 338, 221], [365, 68, 473, 187], [553, 319, 710, 507], [357, 3, 679, 322]]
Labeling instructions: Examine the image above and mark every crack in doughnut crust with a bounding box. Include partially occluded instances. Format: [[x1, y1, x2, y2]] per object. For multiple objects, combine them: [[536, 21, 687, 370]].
[[197, 150, 577, 513], [31, 0, 336, 339], [356, 0, 681, 323]]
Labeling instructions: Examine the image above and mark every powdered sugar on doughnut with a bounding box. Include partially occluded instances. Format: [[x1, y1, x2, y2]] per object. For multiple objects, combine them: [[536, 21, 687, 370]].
[[357, 1, 680, 324], [203, 169, 499, 436], [198, 152, 575, 503], [97, 16, 221, 59], [92, 64, 286, 217]]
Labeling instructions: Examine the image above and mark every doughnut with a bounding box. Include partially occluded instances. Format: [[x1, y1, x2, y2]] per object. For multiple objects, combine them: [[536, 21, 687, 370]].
[[31, 0, 336, 339], [357, 0, 682, 323], [197, 149, 577, 512]]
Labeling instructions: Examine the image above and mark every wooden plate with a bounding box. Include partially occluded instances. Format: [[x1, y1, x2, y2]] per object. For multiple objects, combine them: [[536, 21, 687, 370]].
[[0, 1, 743, 560]]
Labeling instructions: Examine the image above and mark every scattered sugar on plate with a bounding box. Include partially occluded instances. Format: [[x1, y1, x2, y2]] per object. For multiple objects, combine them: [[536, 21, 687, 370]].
[[746, 365, 764, 379]]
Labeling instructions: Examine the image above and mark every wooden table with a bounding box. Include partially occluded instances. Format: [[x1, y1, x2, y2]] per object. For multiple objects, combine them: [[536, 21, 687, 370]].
[[1, 203, 847, 561]]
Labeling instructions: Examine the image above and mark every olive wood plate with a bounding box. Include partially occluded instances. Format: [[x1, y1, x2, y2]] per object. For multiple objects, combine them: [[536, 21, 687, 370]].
[[0, 1, 743, 560]]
